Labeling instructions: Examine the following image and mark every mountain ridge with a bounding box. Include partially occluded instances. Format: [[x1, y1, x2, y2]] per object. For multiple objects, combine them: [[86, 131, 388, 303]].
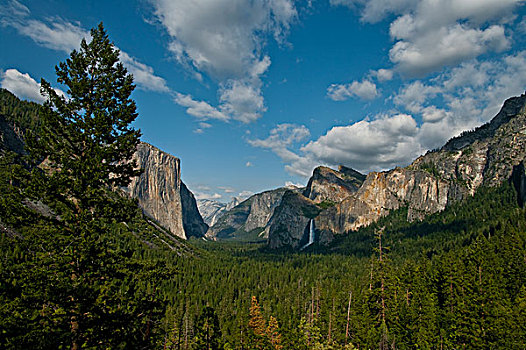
[[268, 92, 526, 249]]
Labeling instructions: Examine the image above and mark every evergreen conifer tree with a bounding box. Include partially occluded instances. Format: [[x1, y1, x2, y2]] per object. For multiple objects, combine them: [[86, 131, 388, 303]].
[[193, 306, 222, 350], [18, 23, 160, 349]]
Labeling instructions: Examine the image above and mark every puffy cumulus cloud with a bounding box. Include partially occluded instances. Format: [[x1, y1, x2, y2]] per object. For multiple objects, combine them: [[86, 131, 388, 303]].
[[149, 0, 296, 122], [421, 106, 450, 123], [1, 69, 45, 103], [219, 78, 267, 123], [389, 50, 526, 150], [251, 115, 426, 177], [372, 68, 394, 82], [0, 1, 170, 93], [390, 23, 510, 76], [245, 161, 253, 167], [394, 81, 442, 113], [327, 80, 378, 101], [298, 114, 421, 173], [150, 0, 295, 78], [332, 0, 523, 76], [395, 50, 526, 130], [1, 69, 65, 103]]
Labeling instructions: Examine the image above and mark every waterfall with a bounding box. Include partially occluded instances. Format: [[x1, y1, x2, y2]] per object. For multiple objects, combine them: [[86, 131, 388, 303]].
[[300, 219, 315, 250]]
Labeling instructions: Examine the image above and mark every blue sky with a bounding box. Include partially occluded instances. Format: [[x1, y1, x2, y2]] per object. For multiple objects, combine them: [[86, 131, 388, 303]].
[[1, 0, 526, 202]]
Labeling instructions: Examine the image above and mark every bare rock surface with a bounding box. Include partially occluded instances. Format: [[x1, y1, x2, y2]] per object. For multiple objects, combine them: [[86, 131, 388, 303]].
[[125, 142, 207, 239]]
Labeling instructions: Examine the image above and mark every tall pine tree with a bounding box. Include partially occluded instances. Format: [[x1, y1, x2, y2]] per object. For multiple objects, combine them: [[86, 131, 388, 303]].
[[20, 23, 160, 349]]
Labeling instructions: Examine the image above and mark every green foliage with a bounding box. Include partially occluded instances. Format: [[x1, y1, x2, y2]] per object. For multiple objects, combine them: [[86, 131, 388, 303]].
[[0, 23, 168, 349], [317, 200, 336, 210], [419, 162, 440, 177], [0, 88, 42, 133], [301, 205, 322, 219], [193, 306, 222, 350], [462, 146, 473, 156]]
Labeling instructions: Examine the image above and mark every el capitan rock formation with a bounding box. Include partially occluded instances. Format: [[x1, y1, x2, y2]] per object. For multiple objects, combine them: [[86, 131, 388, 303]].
[[125, 142, 208, 240]]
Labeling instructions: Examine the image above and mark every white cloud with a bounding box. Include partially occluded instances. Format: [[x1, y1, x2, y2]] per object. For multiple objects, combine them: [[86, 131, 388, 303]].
[[1, 69, 45, 103], [219, 78, 267, 123], [299, 114, 421, 172], [394, 81, 442, 113], [327, 80, 378, 101], [421, 106, 450, 123], [119, 52, 170, 93], [150, 0, 295, 79], [0, 0, 29, 19], [389, 50, 526, 149], [195, 191, 223, 200], [149, 0, 296, 122], [193, 122, 212, 134], [248, 123, 310, 162], [245, 161, 253, 167], [18, 18, 87, 53], [0, 1, 169, 93], [390, 23, 510, 76], [248, 123, 316, 177], [330, 0, 418, 23], [195, 184, 211, 192], [333, 0, 523, 76], [373, 68, 394, 82], [1, 69, 65, 103], [393, 50, 526, 129], [174, 92, 230, 121]]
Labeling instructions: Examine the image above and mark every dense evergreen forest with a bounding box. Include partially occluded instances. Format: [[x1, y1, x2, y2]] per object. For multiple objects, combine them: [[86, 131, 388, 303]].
[[1, 25, 526, 349]]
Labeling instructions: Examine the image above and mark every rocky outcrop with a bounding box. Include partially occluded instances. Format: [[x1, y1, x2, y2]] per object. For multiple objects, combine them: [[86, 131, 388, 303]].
[[125, 142, 207, 239], [0, 114, 26, 155], [180, 182, 209, 238], [315, 168, 465, 241], [267, 190, 321, 249], [303, 166, 365, 203], [270, 93, 526, 249], [512, 161, 526, 207], [205, 188, 288, 240], [197, 197, 242, 226]]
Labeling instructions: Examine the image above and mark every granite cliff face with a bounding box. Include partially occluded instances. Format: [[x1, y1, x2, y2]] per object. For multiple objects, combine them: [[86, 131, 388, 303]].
[[304, 165, 365, 203], [267, 190, 321, 249], [197, 197, 241, 226], [205, 188, 288, 240], [269, 93, 526, 249], [125, 143, 207, 240]]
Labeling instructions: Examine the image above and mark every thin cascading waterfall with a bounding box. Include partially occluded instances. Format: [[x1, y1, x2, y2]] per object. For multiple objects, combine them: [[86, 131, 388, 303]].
[[308, 219, 314, 245], [300, 219, 315, 250]]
